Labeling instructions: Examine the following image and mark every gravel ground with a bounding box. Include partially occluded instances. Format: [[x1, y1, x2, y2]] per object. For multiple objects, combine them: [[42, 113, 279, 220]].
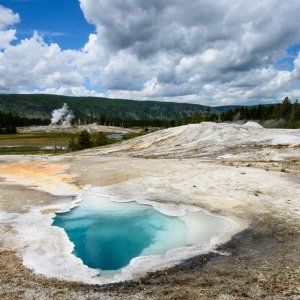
[[0, 212, 299, 299]]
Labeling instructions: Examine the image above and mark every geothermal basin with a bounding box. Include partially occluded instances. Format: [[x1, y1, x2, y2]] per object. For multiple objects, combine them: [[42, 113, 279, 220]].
[[52, 190, 236, 279]]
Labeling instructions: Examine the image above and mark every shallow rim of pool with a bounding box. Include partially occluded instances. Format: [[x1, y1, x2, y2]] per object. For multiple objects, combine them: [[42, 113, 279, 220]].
[[0, 185, 243, 285]]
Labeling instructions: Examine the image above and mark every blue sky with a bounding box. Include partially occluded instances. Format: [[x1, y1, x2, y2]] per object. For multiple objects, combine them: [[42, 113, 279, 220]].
[[275, 44, 300, 72], [0, 0, 300, 105], [1, 0, 94, 49]]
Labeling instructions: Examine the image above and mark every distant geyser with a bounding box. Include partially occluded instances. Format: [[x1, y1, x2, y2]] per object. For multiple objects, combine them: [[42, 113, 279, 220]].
[[51, 103, 74, 126]]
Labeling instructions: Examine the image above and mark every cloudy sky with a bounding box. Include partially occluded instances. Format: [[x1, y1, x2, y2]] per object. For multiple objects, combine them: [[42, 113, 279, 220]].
[[0, 0, 300, 105]]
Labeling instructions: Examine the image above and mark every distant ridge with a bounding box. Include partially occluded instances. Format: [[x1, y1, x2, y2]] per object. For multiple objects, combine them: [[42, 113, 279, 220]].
[[0, 94, 239, 121]]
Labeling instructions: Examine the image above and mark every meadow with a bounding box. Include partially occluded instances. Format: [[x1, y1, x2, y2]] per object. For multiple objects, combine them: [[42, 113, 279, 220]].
[[0, 132, 75, 154], [0, 130, 146, 155]]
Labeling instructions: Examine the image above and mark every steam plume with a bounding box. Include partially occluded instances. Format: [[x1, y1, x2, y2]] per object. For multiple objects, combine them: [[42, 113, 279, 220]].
[[51, 103, 74, 126]]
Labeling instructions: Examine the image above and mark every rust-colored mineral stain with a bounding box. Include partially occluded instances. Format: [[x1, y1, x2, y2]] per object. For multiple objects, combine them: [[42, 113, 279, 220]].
[[0, 162, 79, 193], [129, 142, 153, 151], [0, 162, 72, 178]]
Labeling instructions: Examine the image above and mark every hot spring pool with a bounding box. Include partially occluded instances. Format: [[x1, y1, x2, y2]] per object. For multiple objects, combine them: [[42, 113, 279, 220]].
[[53, 192, 232, 275]]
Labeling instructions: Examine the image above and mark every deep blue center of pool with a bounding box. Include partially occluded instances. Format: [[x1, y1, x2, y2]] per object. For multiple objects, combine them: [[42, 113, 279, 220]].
[[52, 197, 187, 272]]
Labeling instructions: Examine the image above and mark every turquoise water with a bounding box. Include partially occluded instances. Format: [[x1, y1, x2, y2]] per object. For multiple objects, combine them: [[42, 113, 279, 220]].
[[53, 195, 187, 272]]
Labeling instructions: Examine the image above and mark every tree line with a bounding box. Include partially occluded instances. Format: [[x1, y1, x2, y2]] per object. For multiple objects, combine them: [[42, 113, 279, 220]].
[[68, 131, 110, 151], [0, 111, 49, 134], [76, 97, 299, 129], [218, 97, 300, 128], [1, 97, 299, 134]]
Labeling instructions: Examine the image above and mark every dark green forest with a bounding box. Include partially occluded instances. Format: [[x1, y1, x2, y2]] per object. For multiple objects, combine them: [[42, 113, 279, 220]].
[[0, 94, 217, 120], [0, 111, 48, 134], [0, 94, 299, 130], [218, 97, 300, 128]]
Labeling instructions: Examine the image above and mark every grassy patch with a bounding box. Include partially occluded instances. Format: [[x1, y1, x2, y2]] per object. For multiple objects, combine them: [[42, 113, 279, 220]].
[[0, 132, 74, 147], [0, 132, 74, 155], [122, 132, 147, 140], [0, 132, 121, 155], [0, 130, 147, 155], [0, 148, 66, 155]]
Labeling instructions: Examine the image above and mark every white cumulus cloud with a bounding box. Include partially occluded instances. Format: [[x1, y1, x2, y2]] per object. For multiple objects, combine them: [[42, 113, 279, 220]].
[[1, 1, 300, 105], [0, 5, 20, 49]]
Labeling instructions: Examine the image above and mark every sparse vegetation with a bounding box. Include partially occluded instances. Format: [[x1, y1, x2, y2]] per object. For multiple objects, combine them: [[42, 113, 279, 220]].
[[76, 130, 93, 150], [94, 132, 108, 146], [190, 111, 203, 123], [122, 132, 147, 140], [67, 136, 77, 152], [68, 130, 104, 151], [67, 130, 124, 152]]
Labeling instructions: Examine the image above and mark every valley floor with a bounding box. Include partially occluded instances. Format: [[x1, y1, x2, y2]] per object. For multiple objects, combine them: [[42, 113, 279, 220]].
[[0, 123, 299, 299]]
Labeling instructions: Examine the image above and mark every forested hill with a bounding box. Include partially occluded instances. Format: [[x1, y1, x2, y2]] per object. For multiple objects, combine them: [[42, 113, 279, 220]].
[[0, 94, 298, 128], [0, 94, 235, 121]]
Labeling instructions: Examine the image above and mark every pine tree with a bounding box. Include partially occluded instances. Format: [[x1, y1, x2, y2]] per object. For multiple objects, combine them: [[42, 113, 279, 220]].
[[190, 111, 203, 123], [281, 97, 293, 121], [77, 130, 93, 150], [95, 132, 108, 146], [68, 136, 78, 151]]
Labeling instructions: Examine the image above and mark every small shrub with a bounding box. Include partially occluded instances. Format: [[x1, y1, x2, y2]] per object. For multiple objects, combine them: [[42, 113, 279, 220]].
[[68, 136, 78, 151], [95, 132, 108, 146]]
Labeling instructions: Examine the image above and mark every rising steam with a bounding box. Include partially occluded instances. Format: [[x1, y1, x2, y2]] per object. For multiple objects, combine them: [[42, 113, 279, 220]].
[[51, 103, 74, 126]]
